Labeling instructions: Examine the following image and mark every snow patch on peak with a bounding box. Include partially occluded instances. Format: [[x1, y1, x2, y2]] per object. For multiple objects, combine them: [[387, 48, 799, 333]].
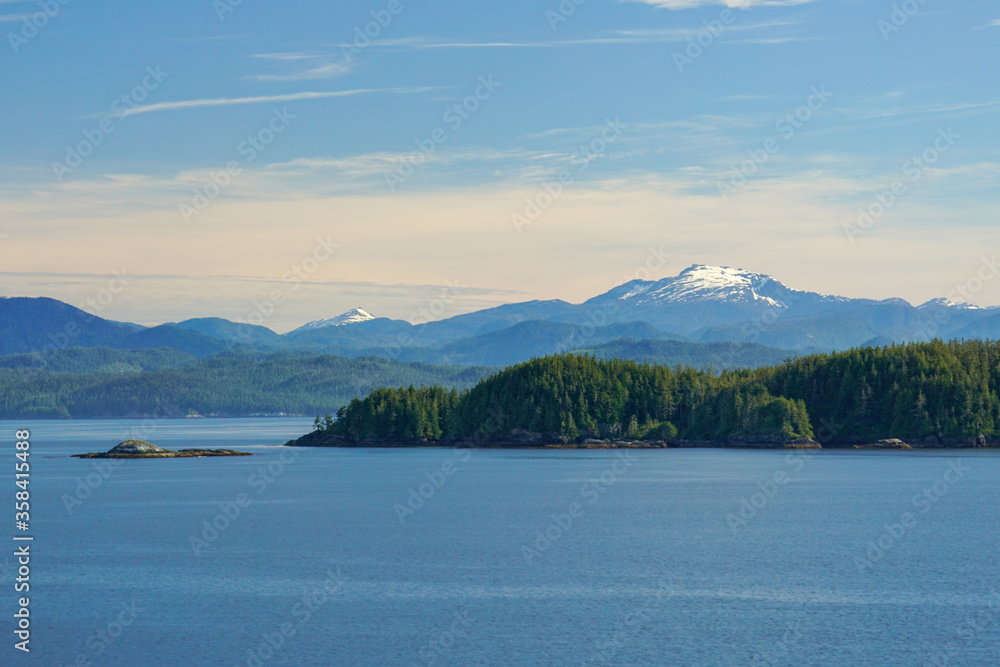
[[918, 297, 980, 310], [616, 280, 655, 301], [678, 264, 772, 289], [299, 308, 375, 330], [623, 264, 786, 308]]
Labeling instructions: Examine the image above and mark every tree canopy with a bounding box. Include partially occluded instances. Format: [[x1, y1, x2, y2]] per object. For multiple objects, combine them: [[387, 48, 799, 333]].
[[322, 340, 1000, 445]]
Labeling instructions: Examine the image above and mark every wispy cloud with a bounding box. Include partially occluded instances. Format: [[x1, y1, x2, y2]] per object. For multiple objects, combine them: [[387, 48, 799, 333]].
[[0, 269, 524, 297], [722, 94, 772, 100], [728, 36, 819, 44], [170, 34, 250, 42], [248, 62, 353, 81], [251, 52, 320, 61], [975, 19, 1000, 29], [317, 20, 803, 54], [100, 87, 436, 118], [629, 0, 817, 8], [247, 52, 354, 81], [835, 98, 1000, 124], [262, 148, 548, 182], [416, 40, 549, 49], [618, 20, 795, 37]]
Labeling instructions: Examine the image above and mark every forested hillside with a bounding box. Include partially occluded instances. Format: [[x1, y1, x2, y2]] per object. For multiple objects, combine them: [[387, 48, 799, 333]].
[[326, 355, 812, 444], [0, 347, 197, 374], [760, 339, 1000, 442], [576, 339, 796, 370], [0, 351, 490, 419], [318, 340, 1000, 446]]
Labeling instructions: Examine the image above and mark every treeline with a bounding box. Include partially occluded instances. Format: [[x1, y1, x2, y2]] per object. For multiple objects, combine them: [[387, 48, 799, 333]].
[[0, 347, 195, 374], [322, 340, 1000, 445], [759, 339, 1000, 442], [0, 350, 490, 419], [577, 339, 796, 371], [326, 355, 812, 443]]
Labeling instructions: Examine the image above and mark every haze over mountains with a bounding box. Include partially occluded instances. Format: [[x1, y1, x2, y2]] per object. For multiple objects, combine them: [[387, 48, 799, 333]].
[[3, 265, 996, 369]]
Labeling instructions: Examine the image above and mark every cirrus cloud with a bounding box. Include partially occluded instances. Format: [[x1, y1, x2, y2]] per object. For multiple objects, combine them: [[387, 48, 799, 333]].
[[629, 0, 817, 9]]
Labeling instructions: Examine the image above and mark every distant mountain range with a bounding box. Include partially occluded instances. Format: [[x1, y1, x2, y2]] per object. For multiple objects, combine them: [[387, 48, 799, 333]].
[[3, 264, 997, 369]]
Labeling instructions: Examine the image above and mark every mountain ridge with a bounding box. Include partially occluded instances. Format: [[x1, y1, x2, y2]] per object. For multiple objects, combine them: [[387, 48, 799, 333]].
[[3, 266, 999, 365]]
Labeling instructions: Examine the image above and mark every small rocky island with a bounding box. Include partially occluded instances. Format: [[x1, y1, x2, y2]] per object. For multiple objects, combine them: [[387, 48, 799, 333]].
[[74, 439, 252, 459], [853, 438, 913, 450]]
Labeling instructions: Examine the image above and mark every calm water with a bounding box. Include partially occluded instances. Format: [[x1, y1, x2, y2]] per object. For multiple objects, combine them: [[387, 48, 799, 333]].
[[5, 418, 999, 666]]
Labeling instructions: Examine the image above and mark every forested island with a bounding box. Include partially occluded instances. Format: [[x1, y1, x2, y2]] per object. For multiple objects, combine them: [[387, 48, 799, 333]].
[[291, 340, 1000, 449]]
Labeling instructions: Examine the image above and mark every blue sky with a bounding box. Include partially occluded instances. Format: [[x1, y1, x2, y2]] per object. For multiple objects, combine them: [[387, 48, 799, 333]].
[[1, 0, 998, 330]]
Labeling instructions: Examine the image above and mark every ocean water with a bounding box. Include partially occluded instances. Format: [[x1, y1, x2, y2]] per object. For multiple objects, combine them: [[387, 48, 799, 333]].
[[5, 418, 1000, 666]]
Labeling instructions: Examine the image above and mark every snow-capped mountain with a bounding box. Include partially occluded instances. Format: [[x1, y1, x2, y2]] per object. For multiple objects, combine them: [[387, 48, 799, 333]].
[[601, 265, 795, 308], [582, 264, 851, 335], [11, 263, 1000, 365], [297, 308, 375, 331], [279, 266, 998, 350], [917, 297, 981, 311]]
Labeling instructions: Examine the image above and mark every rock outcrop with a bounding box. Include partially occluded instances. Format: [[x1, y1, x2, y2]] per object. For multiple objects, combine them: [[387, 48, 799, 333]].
[[854, 438, 913, 450], [74, 439, 252, 459], [285, 430, 820, 450]]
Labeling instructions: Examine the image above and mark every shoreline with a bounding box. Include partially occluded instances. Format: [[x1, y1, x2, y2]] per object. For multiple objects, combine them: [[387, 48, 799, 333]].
[[284, 433, 999, 451], [283, 442, 1000, 451]]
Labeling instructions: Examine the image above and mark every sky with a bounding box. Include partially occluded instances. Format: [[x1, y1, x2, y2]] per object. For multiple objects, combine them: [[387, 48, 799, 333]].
[[1, 0, 998, 332]]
